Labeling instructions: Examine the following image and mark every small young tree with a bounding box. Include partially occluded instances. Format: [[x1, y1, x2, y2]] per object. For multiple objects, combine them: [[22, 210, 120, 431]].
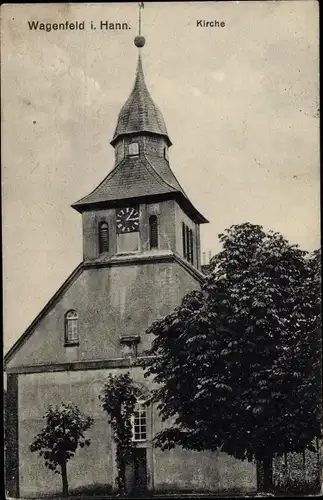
[[30, 402, 94, 497], [99, 373, 141, 496]]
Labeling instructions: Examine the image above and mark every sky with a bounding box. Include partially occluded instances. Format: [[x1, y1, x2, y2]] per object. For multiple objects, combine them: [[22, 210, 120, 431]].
[[2, 1, 320, 354]]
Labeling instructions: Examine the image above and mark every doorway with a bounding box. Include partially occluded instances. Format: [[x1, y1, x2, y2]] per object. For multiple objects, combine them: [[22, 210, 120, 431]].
[[125, 447, 147, 495]]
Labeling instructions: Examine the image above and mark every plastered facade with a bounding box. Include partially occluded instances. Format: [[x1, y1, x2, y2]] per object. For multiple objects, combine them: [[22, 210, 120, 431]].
[[18, 368, 257, 497]]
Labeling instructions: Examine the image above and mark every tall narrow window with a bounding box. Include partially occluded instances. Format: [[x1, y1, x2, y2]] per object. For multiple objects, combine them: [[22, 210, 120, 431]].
[[164, 147, 169, 161], [131, 400, 147, 442], [186, 226, 190, 261], [182, 222, 187, 259], [149, 215, 158, 249], [65, 310, 78, 345], [128, 142, 139, 156], [189, 229, 194, 264], [99, 222, 109, 253]]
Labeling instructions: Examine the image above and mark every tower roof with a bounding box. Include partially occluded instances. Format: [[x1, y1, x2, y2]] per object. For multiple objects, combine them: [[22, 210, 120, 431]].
[[111, 54, 172, 147], [72, 154, 208, 224]]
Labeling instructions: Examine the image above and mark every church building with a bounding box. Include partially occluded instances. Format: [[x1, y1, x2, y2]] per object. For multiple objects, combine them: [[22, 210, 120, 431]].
[[4, 26, 257, 498]]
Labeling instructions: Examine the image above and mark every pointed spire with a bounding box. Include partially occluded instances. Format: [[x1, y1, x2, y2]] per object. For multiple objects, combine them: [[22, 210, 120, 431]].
[[111, 2, 171, 147], [111, 51, 171, 146]]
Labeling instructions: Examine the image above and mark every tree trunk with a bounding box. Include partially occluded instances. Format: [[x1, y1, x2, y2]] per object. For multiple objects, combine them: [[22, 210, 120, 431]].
[[116, 446, 126, 496], [61, 460, 69, 497], [257, 454, 273, 493]]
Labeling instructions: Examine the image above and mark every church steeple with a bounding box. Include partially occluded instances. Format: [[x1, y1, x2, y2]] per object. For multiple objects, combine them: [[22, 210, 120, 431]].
[[111, 8, 171, 148], [111, 53, 171, 147]]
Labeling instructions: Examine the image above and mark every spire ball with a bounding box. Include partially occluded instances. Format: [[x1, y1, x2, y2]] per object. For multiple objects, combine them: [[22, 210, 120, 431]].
[[134, 35, 145, 48]]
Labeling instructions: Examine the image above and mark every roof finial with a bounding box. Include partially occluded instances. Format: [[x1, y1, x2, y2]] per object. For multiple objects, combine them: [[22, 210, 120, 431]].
[[134, 2, 145, 48]]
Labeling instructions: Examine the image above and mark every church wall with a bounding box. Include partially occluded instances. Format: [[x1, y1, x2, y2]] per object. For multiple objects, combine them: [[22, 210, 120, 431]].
[[18, 368, 123, 497], [153, 448, 257, 493], [152, 409, 257, 493], [7, 260, 200, 368], [18, 367, 257, 497]]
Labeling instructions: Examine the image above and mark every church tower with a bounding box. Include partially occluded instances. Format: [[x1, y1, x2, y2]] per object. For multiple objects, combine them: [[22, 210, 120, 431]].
[[72, 31, 208, 267]]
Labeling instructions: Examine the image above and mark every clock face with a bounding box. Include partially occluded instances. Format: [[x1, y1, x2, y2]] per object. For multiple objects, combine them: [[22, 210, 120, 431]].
[[116, 206, 140, 233]]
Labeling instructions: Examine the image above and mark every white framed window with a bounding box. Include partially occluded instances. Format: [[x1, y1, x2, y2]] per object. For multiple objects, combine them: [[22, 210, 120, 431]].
[[128, 142, 139, 156], [65, 310, 79, 345], [131, 400, 147, 442]]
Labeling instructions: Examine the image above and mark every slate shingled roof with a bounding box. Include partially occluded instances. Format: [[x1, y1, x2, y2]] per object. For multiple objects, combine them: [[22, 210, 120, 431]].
[[72, 154, 207, 223], [111, 54, 171, 146], [72, 52, 208, 223]]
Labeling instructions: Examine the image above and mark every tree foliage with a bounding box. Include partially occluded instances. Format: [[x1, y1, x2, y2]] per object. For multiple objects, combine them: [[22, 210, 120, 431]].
[[99, 373, 141, 495], [144, 223, 321, 491], [30, 402, 93, 496]]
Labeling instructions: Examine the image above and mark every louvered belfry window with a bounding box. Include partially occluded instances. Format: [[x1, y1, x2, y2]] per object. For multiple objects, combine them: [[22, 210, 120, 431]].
[[182, 222, 187, 258], [182, 222, 194, 265], [99, 222, 109, 253], [65, 310, 79, 345], [149, 215, 158, 249], [189, 229, 194, 263]]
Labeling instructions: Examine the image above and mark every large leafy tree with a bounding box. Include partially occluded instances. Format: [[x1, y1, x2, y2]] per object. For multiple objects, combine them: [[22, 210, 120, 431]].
[[99, 373, 141, 496], [144, 223, 321, 493], [30, 403, 93, 496]]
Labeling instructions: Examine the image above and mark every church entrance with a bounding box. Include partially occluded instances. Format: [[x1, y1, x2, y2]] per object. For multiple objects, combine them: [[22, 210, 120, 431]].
[[125, 447, 148, 495]]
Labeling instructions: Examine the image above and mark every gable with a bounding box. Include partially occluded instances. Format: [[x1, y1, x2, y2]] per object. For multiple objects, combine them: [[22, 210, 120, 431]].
[[5, 257, 202, 370]]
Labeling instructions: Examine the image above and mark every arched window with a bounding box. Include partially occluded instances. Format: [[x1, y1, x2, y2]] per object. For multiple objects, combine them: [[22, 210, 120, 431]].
[[149, 215, 158, 249], [65, 310, 78, 345], [99, 221, 109, 253], [128, 142, 139, 156], [164, 146, 169, 161], [131, 399, 147, 442]]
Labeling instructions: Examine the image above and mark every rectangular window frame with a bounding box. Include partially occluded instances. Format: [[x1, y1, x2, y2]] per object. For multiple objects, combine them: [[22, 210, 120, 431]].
[[131, 401, 147, 443], [128, 142, 140, 157]]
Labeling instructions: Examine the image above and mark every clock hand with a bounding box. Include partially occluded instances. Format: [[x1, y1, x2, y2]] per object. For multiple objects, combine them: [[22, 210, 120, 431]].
[[126, 209, 135, 221]]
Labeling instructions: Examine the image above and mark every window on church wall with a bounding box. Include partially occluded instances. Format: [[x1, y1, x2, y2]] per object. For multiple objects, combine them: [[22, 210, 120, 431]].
[[99, 222, 109, 253], [182, 222, 187, 259], [164, 146, 169, 161], [182, 222, 194, 264], [149, 215, 158, 249], [128, 142, 139, 156], [65, 310, 79, 345], [189, 229, 194, 264], [131, 400, 147, 442], [186, 226, 190, 260]]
